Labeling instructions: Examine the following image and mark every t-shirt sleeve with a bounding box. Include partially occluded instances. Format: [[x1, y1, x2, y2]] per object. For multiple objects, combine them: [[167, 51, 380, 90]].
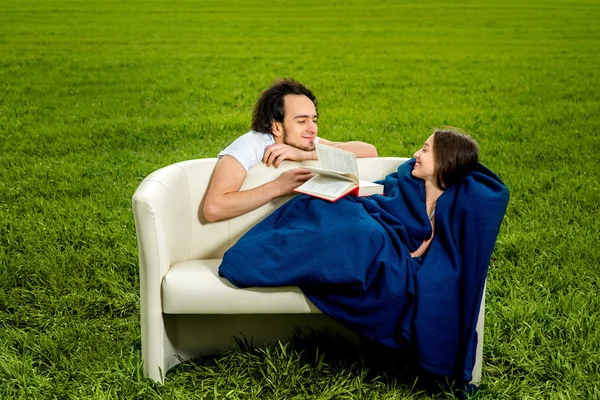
[[218, 132, 272, 171]]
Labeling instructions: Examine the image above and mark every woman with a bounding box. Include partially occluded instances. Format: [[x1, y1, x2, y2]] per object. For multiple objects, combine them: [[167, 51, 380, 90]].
[[409, 128, 479, 257], [219, 127, 506, 382]]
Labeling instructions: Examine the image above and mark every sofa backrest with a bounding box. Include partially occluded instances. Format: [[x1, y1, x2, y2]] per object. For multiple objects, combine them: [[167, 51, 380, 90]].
[[133, 157, 409, 266]]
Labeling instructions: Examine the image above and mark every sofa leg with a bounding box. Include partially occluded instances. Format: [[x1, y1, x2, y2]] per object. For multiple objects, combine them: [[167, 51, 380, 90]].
[[142, 312, 179, 384], [470, 288, 486, 386]]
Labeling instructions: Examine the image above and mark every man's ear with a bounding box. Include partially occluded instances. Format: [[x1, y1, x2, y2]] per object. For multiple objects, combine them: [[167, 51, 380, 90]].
[[271, 121, 283, 138]]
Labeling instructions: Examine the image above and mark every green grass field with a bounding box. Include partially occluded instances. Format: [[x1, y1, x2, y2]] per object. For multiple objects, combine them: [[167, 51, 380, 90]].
[[1, 0, 599, 398]]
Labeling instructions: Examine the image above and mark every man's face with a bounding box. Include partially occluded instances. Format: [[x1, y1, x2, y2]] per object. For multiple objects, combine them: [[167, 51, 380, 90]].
[[273, 94, 318, 151]]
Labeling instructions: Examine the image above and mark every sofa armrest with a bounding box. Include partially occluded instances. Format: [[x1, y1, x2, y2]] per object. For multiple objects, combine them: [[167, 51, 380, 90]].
[[132, 162, 202, 379], [133, 167, 194, 279]]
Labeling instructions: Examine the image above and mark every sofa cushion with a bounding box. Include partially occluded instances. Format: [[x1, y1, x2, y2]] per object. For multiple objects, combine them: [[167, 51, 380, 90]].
[[161, 259, 321, 314]]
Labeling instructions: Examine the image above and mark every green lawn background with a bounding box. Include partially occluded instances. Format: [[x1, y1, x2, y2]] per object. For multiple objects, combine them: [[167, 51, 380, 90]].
[[1, 0, 599, 398]]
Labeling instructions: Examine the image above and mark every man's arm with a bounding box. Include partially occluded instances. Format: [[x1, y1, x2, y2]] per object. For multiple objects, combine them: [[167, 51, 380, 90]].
[[203, 155, 313, 222], [263, 139, 378, 168], [318, 139, 378, 158]]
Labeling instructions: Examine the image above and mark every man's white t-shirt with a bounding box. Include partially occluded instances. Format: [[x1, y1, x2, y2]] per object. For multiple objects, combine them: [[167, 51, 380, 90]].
[[218, 131, 320, 171]]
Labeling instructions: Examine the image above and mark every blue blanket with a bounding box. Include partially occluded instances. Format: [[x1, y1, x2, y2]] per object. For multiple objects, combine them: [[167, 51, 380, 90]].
[[219, 160, 509, 381]]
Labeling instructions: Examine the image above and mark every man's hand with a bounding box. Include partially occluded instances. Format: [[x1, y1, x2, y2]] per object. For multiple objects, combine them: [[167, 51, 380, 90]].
[[263, 143, 313, 168], [274, 168, 313, 194]]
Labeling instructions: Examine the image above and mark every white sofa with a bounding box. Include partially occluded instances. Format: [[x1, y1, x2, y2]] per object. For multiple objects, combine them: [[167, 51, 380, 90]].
[[132, 157, 484, 384]]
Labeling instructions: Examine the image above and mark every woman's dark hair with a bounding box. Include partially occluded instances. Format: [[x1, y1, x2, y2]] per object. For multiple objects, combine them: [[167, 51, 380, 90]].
[[433, 128, 479, 190], [251, 78, 318, 134]]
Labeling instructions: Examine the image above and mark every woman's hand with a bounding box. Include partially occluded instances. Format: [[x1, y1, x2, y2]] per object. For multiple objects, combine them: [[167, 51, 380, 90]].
[[410, 235, 434, 258], [410, 216, 435, 258]]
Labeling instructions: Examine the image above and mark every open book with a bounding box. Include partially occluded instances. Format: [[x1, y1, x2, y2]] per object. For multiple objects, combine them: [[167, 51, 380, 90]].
[[294, 143, 384, 202]]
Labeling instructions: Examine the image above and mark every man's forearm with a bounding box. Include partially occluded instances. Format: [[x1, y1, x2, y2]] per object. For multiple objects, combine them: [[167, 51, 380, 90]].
[[325, 141, 378, 158], [204, 180, 283, 222]]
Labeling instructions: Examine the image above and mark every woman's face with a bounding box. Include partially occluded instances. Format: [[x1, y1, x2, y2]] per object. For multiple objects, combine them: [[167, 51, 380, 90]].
[[412, 134, 436, 182]]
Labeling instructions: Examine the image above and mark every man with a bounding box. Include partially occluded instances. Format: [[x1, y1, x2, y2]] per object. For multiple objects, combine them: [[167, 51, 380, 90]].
[[203, 78, 378, 222]]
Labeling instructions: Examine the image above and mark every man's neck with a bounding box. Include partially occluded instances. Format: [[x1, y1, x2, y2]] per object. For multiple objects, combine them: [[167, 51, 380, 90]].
[[273, 134, 284, 144]]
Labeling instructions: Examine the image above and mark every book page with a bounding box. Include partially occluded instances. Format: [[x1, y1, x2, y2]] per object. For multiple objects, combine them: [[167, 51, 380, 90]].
[[358, 179, 383, 188], [296, 175, 354, 198], [358, 179, 384, 196], [301, 166, 355, 183], [316, 143, 359, 182]]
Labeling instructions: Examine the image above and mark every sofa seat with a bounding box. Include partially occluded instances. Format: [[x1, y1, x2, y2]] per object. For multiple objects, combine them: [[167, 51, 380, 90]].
[[162, 259, 321, 314]]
